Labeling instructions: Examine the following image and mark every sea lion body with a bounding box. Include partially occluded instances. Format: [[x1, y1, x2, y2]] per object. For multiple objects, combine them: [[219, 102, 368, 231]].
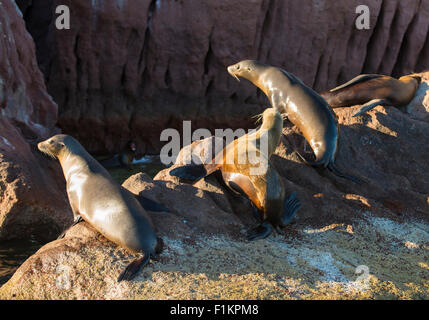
[[227, 60, 358, 182], [38, 134, 162, 281], [170, 108, 301, 240], [320, 74, 421, 116]]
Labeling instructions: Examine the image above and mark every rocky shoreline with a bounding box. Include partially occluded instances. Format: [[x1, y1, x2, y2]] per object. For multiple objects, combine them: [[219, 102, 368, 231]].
[[0, 0, 428, 299]]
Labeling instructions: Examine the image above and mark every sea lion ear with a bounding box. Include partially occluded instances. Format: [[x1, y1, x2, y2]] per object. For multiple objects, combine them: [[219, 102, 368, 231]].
[[59, 142, 65, 147]]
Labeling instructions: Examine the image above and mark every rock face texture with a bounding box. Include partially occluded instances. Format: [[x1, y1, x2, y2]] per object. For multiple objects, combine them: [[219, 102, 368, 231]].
[[0, 0, 72, 241], [1, 80, 428, 298], [16, 0, 429, 154]]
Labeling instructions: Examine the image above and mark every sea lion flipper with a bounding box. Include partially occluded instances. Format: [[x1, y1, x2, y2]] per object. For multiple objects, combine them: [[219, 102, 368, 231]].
[[118, 253, 150, 282], [352, 99, 389, 117], [170, 163, 220, 182], [246, 221, 273, 241], [57, 216, 83, 239], [329, 74, 383, 92], [281, 192, 301, 225], [137, 196, 170, 213]]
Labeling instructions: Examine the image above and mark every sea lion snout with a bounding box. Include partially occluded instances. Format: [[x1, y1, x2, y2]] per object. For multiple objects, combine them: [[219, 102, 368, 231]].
[[227, 64, 241, 82]]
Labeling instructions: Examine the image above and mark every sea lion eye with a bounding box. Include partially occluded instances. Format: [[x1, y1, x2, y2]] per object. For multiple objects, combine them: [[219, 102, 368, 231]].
[[48, 140, 53, 144], [248, 67, 251, 71], [236, 65, 240, 70]]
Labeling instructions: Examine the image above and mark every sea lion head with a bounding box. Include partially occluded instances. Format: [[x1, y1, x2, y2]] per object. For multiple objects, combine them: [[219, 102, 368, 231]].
[[400, 73, 422, 85], [38, 134, 81, 161], [227, 60, 266, 82], [128, 140, 137, 152], [409, 74, 422, 83]]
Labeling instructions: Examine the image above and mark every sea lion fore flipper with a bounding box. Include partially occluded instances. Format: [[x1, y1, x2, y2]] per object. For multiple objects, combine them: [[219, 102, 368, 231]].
[[169, 162, 221, 183], [281, 192, 301, 226], [137, 196, 170, 213], [118, 253, 150, 282], [57, 216, 84, 239], [246, 221, 273, 241], [329, 74, 383, 92], [352, 99, 390, 117], [169, 164, 208, 182]]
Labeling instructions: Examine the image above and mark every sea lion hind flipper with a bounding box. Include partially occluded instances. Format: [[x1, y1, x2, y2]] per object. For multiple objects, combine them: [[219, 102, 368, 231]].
[[169, 164, 209, 182], [327, 162, 363, 184], [352, 99, 389, 117], [246, 221, 273, 241], [329, 74, 383, 92], [137, 196, 170, 213], [118, 253, 150, 282], [281, 192, 301, 225]]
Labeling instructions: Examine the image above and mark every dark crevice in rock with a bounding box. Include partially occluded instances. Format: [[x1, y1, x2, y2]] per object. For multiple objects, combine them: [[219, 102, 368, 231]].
[[139, 0, 157, 88], [73, 34, 81, 91], [362, 0, 387, 73], [204, 29, 214, 76], [416, 29, 429, 72], [378, 1, 400, 74], [205, 79, 214, 97], [15, 0, 55, 82], [314, 54, 324, 90], [392, 2, 421, 76], [164, 60, 172, 88], [257, 0, 273, 61]]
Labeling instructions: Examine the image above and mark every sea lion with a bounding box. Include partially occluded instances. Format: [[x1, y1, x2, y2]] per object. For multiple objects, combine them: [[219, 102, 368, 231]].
[[170, 108, 302, 241], [227, 60, 360, 183], [38, 134, 163, 282], [320, 74, 421, 117], [99, 140, 137, 169]]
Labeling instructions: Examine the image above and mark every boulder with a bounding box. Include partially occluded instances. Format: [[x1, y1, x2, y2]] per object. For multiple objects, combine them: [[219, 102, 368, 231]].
[[0, 0, 72, 241]]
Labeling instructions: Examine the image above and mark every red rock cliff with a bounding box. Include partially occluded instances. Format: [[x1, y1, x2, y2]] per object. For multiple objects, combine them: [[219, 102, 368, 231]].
[[0, 0, 72, 241], [17, 0, 429, 154]]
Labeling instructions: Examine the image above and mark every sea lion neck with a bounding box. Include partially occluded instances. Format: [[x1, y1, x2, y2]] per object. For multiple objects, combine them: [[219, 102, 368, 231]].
[[58, 147, 92, 179], [258, 110, 283, 157]]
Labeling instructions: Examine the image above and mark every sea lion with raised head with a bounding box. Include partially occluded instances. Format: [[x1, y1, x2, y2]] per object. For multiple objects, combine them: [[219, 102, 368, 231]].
[[320, 74, 421, 117], [38, 134, 163, 282], [170, 108, 302, 241], [227, 60, 360, 183]]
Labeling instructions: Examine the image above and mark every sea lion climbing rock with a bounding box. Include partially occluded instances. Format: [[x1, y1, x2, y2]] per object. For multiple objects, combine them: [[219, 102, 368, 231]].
[[38, 134, 163, 281], [320, 74, 421, 117], [170, 108, 302, 241], [227, 60, 361, 183]]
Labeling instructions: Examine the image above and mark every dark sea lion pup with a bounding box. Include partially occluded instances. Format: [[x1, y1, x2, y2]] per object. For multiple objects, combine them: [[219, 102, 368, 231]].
[[170, 108, 302, 241], [227, 60, 361, 184], [100, 140, 137, 169], [320, 73, 421, 117], [38, 134, 163, 281]]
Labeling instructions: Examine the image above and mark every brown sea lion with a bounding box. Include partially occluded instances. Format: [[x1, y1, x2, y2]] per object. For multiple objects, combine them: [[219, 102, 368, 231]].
[[227, 60, 360, 183], [170, 108, 302, 241], [38, 134, 163, 282], [320, 74, 421, 117]]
